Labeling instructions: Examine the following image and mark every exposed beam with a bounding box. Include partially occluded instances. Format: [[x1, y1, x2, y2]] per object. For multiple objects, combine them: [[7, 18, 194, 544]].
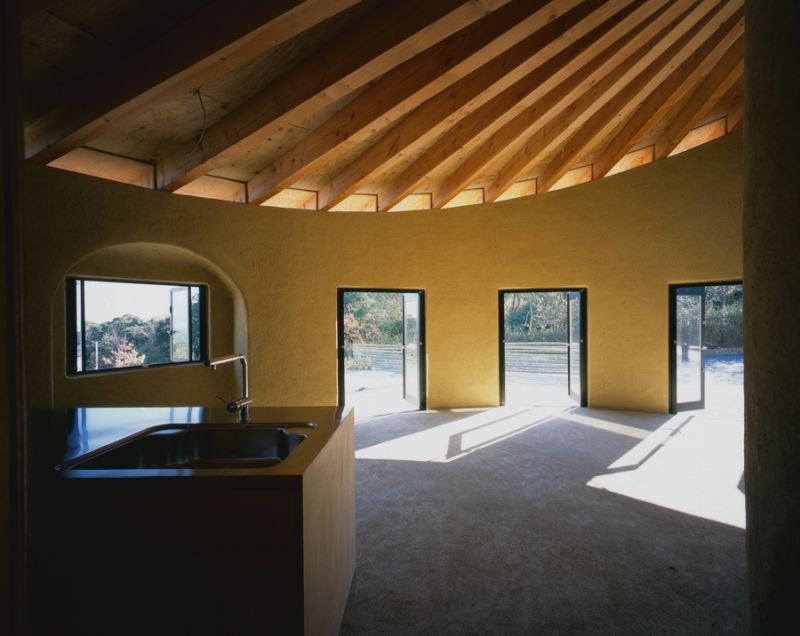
[[534, 0, 742, 194], [653, 34, 744, 159], [248, 0, 586, 206], [593, 20, 743, 179], [488, 0, 739, 200], [426, 0, 693, 209], [26, 0, 361, 162], [315, 0, 636, 211], [156, 0, 512, 192]]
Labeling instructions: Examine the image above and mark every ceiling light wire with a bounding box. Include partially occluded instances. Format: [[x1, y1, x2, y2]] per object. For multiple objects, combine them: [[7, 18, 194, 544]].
[[188, 88, 208, 158]]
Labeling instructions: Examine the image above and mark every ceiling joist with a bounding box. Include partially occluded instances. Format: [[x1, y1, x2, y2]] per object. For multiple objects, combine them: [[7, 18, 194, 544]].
[[155, 0, 513, 192], [26, 0, 361, 162], [426, 0, 679, 209], [537, 4, 744, 192], [22, 0, 745, 211], [246, 0, 587, 206], [487, 0, 740, 199], [317, 0, 639, 212], [653, 33, 744, 159]]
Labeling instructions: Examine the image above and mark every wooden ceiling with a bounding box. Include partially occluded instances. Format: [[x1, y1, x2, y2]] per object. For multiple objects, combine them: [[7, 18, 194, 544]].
[[22, 0, 744, 211]]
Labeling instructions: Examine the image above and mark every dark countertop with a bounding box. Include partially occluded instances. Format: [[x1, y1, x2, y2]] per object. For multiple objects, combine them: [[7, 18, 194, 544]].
[[30, 405, 353, 484]]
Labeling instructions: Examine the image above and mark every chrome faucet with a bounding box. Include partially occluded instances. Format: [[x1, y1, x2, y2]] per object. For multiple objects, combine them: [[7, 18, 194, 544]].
[[205, 354, 252, 422]]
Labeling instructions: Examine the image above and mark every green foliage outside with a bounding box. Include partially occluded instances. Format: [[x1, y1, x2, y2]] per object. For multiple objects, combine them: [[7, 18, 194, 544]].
[[504, 292, 567, 343], [342, 292, 404, 370], [82, 290, 202, 370], [343, 292, 403, 345], [190, 288, 201, 360], [84, 314, 172, 370], [676, 285, 743, 351], [703, 284, 743, 349]]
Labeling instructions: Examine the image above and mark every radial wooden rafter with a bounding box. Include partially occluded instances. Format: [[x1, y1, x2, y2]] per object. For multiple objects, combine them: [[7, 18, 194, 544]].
[[155, 0, 512, 191], [21, 0, 746, 211], [592, 21, 743, 179], [532, 0, 743, 193], [484, 0, 739, 200], [25, 0, 362, 162], [653, 33, 744, 159], [425, 0, 683, 210], [318, 0, 639, 212], [245, 0, 586, 205]]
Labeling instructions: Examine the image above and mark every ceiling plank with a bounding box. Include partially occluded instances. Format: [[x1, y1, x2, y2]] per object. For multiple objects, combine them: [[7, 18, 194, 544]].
[[593, 20, 743, 179], [26, 0, 361, 162], [315, 0, 637, 212], [425, 0, 692, 210], [248, 0, 587, 206], [490, 0, 740, 199], [156, 0, 513, 192], [653, 35, 744, 159]]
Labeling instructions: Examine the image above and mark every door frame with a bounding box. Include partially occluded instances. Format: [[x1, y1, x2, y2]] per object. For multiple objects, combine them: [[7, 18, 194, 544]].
[[668, 280, 742, 413], [337, 288, 426, 410], [498, 288, 588, 407]]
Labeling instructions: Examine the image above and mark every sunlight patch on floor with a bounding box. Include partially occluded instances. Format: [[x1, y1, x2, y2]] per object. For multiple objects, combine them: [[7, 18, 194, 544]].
[[587, 412, 745, 528], [355, 406, 566, 463], [558, 411, 653, 440]]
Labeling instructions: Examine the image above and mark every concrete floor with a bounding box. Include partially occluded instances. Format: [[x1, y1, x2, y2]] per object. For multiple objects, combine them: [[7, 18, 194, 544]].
[[340, 405, 746, 635]]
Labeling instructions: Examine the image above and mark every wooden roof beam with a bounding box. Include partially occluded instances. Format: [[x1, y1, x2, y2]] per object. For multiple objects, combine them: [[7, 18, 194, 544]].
[[433, 2, 684, 207], [428, 0, 696, 208], [653, 34, 744, 159], [314, 0, 638, 212], [378, 0, 675, 212], [489, 0, 740, 199], [156, 0, 512, 192], [26, 0, 361, 162], [247, 0, 588, 206], [593, 20, 743, 178], [534, 0, 742, 194]]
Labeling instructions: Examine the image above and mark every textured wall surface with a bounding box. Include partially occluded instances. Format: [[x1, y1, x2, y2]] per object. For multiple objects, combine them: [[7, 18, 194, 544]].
[[24, 133, 742, 411], [744, 0, 800, 632], [49, 242, 241, 407]]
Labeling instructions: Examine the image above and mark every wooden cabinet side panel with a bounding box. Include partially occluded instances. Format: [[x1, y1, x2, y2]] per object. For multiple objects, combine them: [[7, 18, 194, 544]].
[[302, 412, 355, 635]]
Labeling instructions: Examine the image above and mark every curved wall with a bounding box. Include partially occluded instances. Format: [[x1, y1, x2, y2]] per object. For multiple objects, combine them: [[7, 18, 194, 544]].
[[23, 132, 743, 411], [47, 242, 243, 407]]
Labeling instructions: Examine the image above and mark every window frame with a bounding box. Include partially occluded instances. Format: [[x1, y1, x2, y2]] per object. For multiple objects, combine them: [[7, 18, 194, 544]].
[[66, 276, 208, 376]]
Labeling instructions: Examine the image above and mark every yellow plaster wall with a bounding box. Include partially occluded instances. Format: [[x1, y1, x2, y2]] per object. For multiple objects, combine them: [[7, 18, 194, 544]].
[[50, 242, 241, 407], [23, 132, 743, 412]]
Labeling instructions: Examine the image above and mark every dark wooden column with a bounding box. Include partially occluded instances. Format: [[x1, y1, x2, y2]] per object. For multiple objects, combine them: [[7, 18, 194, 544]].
[[2, 0, 27, 634], [744, 0, 800, 632]]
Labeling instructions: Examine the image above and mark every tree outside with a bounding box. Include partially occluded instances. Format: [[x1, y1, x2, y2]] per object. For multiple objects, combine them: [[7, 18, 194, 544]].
[[504, 292, 567, 342], [342, 292, 403, 345], [82, 289, 202, 371]]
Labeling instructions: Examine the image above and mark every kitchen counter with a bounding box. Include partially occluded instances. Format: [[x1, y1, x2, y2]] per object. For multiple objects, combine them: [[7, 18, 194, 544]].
[[29, 405, 355, 636], [30, 404, 351, 481]]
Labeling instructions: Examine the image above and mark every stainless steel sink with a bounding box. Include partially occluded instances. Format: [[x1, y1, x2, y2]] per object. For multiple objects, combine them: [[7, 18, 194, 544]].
[[57, 423, 311, 470]]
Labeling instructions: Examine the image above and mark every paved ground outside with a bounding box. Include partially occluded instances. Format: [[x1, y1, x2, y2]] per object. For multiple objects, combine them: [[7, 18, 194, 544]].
[[345, 369, 416, 420], [345, 353, 743, 421]]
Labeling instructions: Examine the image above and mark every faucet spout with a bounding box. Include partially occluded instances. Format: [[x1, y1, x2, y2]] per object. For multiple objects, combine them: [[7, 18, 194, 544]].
[[205, 354, 251, 422]]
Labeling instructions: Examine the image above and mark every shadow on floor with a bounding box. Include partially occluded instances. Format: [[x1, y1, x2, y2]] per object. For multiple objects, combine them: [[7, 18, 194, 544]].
[[341, 407, 746, 635]]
